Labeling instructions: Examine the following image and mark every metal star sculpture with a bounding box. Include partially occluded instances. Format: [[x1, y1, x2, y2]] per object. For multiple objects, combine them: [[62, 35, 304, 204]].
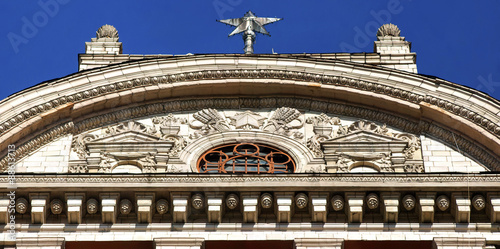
[[217, 11, 282, 54]]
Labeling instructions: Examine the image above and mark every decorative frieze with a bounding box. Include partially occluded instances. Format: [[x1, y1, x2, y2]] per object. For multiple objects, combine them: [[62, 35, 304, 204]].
[[3, 96, 499, 173]]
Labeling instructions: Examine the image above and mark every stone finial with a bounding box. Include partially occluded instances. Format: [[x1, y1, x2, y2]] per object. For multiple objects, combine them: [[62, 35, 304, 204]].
[[96, 24, 119, 39], [377, 23, 401, 37]]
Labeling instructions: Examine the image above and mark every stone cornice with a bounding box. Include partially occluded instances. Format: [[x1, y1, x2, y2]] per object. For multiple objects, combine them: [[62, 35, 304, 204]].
[[4, 173, 500, 189]]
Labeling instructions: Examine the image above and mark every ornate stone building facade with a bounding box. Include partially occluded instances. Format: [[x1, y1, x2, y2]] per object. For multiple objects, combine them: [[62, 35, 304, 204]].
[[2, 23, 500, 249]]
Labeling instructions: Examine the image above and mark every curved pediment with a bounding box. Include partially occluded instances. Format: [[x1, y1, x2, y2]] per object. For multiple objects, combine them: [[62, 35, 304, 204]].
[[0, 55, 499, 172]]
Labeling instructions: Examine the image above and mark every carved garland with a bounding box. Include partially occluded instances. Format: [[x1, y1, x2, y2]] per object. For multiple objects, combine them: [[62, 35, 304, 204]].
[[0, 97, 499, 171], [1, 69, 500, 143]]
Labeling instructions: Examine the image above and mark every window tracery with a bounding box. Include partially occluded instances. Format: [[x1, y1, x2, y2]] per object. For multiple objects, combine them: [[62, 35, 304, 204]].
[[197, 143, 295, 174]]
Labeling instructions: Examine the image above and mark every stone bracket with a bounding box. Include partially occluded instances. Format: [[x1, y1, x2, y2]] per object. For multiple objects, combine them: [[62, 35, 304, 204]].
[[65, 193, 85, 224], [275, 192, 294, 223], [0, 192, 15, 224], [310, 193, 328, 223], [29, 193, 49, 224], [487, 193, 500, 223], [417, 192, 436, 223], [451, 193, 470, 223], [172, 192, 190, 223], [136, 192, 155, 223], [206, 193, 223, 223], [381, 192, 400, 223], [242, 193, 259, 223], [345, 192, 364, 223], [99, 193, 120, 224]]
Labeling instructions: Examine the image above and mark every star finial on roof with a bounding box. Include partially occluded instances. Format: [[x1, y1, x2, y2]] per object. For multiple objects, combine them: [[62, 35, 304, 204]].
[[217, 11, 282, 54]]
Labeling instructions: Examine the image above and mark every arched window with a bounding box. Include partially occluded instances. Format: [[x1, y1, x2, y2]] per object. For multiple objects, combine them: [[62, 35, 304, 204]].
[[197, 143, 295, 174]]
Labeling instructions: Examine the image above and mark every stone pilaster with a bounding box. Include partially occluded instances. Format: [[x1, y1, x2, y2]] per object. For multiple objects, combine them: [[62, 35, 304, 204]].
[[136, 192, 155, 223], [29, 193, 49, 224], [487, 193, 500, 223], [275, 192, 294, 223], [242, 192, 259, 223], [16, 237, 65, 249], [172, 193, 190, 223], [154, 238, 204, 249], [310, 193, 328, 223], [99, 192, 120, 224], [417, 192, 436, 223], [432, 237, 485, 249], [206, 193, 223, 223], [295, 238, 343, 249], [65, 193, 85, 224], [345, 192, 364, 223], [451, 193, 470, 223], [381, 192, 400, 223]]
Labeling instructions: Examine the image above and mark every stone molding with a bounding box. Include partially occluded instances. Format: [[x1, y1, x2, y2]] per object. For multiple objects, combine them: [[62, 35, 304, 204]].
[[1, 61, 500, 171], [1, 97, 498, 172], [432, 237, 486, 249], [2, 68, 499, 142], [4, 174, 500, 186], [15, 237, 65, 249]]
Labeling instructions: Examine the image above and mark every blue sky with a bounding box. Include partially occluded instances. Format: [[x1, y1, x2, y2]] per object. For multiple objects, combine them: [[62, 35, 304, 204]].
[[1, 0, 499, 101]]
